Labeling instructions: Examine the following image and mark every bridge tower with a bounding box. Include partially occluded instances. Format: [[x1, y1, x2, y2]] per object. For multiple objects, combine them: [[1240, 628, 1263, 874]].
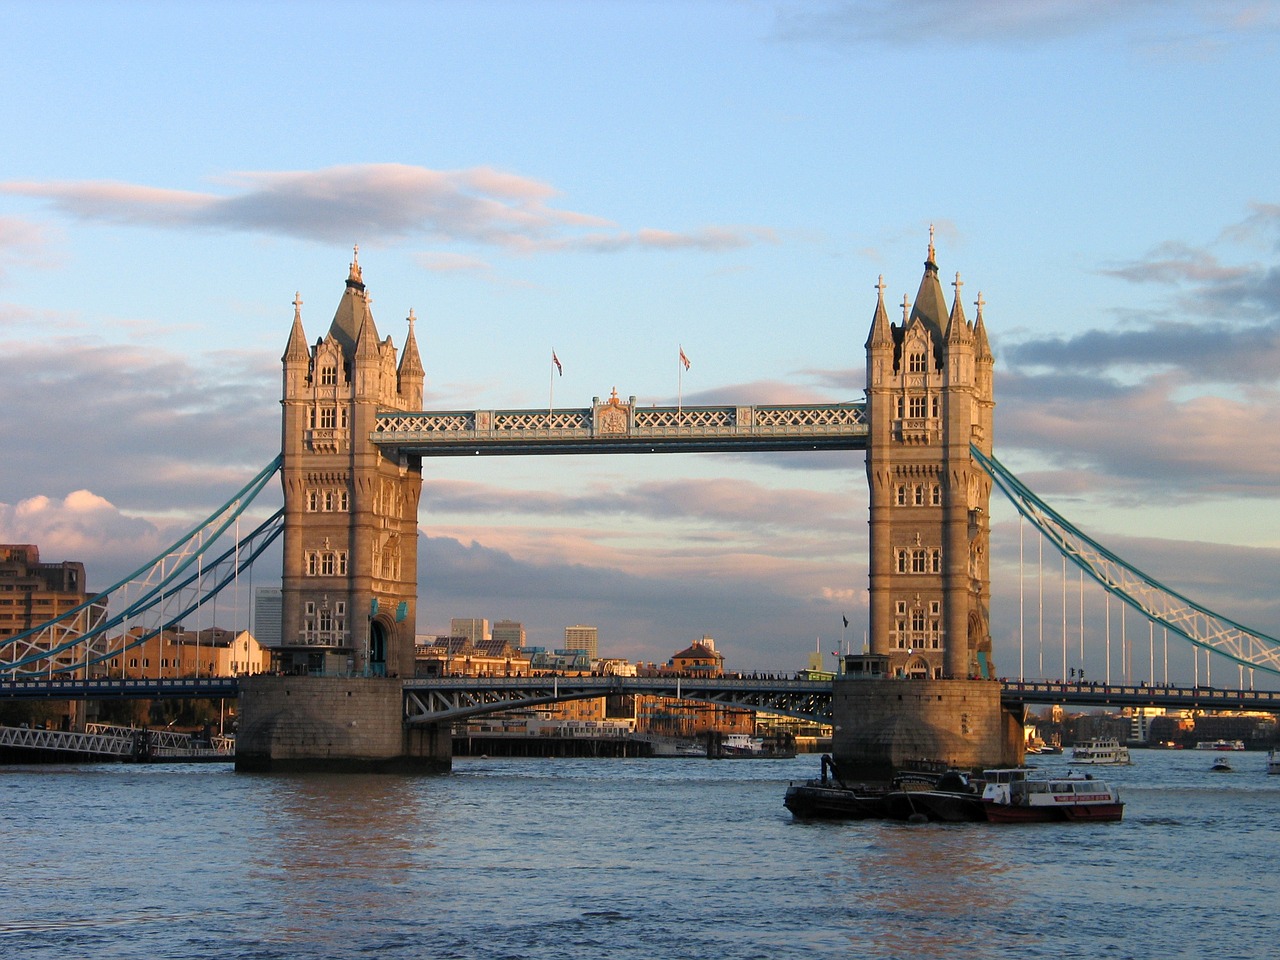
[[864, 232, 995, 679], [276, 250, 424, 678]]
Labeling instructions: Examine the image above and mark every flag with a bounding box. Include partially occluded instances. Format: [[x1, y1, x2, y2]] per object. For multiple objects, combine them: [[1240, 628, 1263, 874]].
[[552, 350, 562, 376], [679, 346, 690, 371], [842, 615, 849, 628]]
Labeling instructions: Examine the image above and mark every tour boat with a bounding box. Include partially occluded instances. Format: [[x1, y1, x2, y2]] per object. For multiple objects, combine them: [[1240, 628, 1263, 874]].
[[1069, 738, 1132, 765], [1268, 749, 1280, 775], [1195, 739, 1245, 751], [981, 768, 1124, 823], [720, 733, 765, 756]]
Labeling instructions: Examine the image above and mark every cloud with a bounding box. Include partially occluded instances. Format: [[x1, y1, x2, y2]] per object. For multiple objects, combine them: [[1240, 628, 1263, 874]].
[[0, 215, 58, 280], [0, 164, 776, 254], [771, 0, 1278, 49], [0, 335, 279, 515]]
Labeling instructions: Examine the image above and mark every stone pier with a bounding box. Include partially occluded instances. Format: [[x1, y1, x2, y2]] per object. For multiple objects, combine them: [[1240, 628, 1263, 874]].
[[831, 667, 1023, 779], [235, 676, 451, 773]]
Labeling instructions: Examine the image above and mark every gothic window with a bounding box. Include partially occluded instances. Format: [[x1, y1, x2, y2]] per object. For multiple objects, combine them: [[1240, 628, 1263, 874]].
[[308, 408, 316, 429], [337, 552, 348, 576], [320, 366, 337, 386], [340, 408, 349, 429], [305, 601, 316, 616], [338, 490, 349, 511], [911, 549, 928, 573], [896, 485, 907, 506], [319, 407, 337, 430], [896, 550, 908, 574], [930, 549, 942, 574], [909, 396, 927, 418], [908, 350, 927, 373], [307, 490, 319, 512], [931, 396, 940, 418], [931, 484, 942, 506], [318, 608, 333, 633], [895, 623, 907, 648], [913, 485, 925, 506], [321, 554, 335, 576], [929, 601, 941, 616], [306, 554, 318, 576], [911, 610, 926, 632], [896, 396, 905, 419], [896, 601, 907, 616]]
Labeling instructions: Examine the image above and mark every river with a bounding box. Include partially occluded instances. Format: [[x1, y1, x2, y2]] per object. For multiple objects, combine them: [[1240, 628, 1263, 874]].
[[2, 749, 1276, 959]]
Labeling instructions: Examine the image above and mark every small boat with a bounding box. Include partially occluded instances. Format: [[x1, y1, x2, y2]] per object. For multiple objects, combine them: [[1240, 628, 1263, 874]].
[[1069, 738, 1132, 765], [783, 755, 891, 819], [883, 769, 986, 823], [1195, 739, 1245, 751], [720, 733, 765, 756], [981, 768, 1124, 823], [1268, 749, 1280, 776], [1210, 757, 1232, 772]]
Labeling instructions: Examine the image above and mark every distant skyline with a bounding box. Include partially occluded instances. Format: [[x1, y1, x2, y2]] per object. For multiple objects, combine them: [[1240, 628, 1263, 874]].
[[2, 1, 1278, 680]]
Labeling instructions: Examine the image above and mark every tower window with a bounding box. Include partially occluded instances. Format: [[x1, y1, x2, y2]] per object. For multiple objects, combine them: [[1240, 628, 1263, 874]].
[[320, 366, 337, 386], [908, 396, 927, 418], [908, 351, 927, 373], [911, 549, 928, 573], [931, 484, 942, 506], [913, 485, 925, 506], [896, 485, 907, 506]]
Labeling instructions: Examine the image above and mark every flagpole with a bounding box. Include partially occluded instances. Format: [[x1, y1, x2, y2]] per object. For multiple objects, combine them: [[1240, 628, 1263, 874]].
[[549, 352, 554, 413], [677, 350, 683, 415]]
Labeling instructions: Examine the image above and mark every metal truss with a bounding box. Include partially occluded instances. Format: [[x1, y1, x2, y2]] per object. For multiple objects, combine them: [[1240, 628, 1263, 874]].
[[403, 676, 835, 725], [974, 446, 1280, 677], [373, 401, 868, 456], [0, 722, 233, 760], [1, 458, 283, 678]]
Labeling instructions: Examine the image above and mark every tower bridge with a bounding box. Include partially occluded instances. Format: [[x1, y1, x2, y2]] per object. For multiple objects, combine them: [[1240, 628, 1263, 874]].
[[7, 237, 1279, 774]]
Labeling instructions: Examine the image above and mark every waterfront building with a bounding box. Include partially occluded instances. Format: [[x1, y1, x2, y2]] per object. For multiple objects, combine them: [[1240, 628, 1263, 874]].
[[103, 627, 271, 678], [0, 544, 107, 674], [252, 587, 282, 648], [415, 635, 530, 677], [491, 619, 526, 648], [450, 618, 490, 644], [563, 624, 598, 660]]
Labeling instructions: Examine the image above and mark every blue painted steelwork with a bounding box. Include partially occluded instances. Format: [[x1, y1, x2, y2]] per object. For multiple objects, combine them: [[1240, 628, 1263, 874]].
[[974, 445, 1280, 677], [371, 402, 868, 456], [1, 458, 283, 677]]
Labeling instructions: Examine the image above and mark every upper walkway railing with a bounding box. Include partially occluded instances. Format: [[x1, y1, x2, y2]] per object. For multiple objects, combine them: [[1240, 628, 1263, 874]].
[[3, 675, 1278, 722], [372, 401, 868, 456]]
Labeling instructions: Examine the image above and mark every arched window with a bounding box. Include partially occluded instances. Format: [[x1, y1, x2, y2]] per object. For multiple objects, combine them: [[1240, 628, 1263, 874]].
[[908, 350, 927, 373]]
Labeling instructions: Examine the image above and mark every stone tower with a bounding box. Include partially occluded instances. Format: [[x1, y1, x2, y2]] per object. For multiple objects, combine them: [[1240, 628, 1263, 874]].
[[277, 250, 424, 677], [864, 232, 996, 679]]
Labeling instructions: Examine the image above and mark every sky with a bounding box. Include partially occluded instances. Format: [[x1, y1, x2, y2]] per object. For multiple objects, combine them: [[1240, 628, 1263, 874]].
[[2, 0, 1279, 683]]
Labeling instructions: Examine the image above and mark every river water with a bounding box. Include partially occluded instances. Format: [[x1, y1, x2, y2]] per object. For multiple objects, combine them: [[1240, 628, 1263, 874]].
[[2, 750, 1276, 960]]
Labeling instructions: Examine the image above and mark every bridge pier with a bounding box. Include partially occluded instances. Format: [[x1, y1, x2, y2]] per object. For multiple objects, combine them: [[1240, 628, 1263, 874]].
[[831, 673, 1023, 779], [235, 676, 451, 773]]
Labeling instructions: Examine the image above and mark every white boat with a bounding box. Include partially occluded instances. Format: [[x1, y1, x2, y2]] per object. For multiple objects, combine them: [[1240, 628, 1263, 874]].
[[1195, 739, 1245, 751], [720, 733, 764, 756], [1210, 756, 1232, 772], [1069, 738, 1132, 765], [1267, 749, 1280, 775], [981, 768, 1124, 823]]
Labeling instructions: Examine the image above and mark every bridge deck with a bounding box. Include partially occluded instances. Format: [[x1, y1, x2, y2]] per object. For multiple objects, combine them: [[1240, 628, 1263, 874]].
[[371, 402, 869, 456]]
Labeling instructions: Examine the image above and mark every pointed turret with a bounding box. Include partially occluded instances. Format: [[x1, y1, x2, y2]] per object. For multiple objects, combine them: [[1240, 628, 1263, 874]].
[[908, 226, 949, 348], [946, 272, 972, 344], [328, 245, 376, 360], [864, 274, 894, 349], [354, 289, 381, 362], [397, 309, 425, 406], [283, 292, 310, 363], [973, 291, 993, 362]]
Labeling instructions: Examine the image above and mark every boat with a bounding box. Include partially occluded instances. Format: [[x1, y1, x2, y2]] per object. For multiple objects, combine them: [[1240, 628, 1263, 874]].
[[1195, 739, 1245, 751], [1269, 749, 1280, 775], [882, 769, 986, 823], [1069, 738, 1132, 765], [1210, 757, 1232, 772], [719, 733, 765, 756], [981, 768, 1124, 823], [783, 755, 891, 819]]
